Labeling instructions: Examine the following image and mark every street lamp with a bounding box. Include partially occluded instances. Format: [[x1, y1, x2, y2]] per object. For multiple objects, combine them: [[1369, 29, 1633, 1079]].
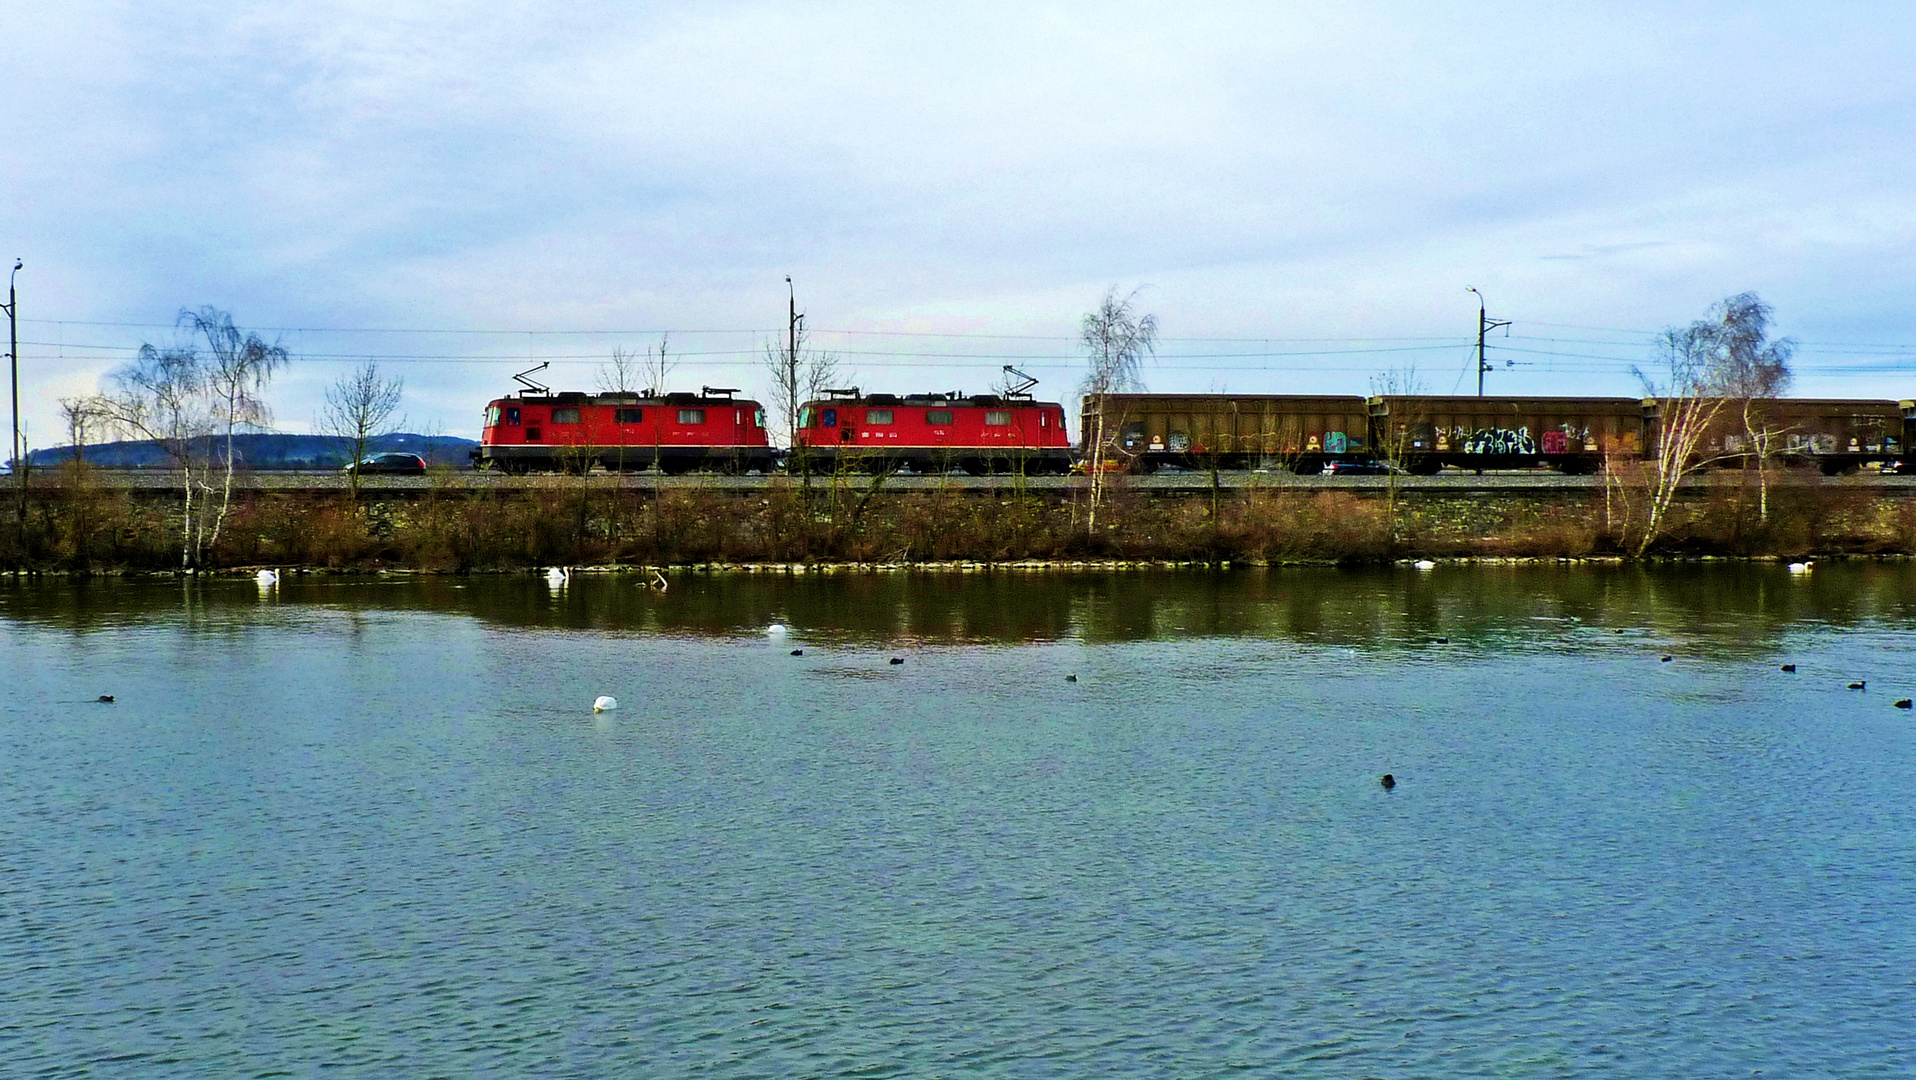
[[4, 260, 19, 482], [1466, 286, 1510, 397]]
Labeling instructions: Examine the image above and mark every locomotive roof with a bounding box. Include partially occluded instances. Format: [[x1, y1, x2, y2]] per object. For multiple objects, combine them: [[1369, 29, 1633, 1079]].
[[488, 390, 761, 406], [802, 392, 1061, 408]]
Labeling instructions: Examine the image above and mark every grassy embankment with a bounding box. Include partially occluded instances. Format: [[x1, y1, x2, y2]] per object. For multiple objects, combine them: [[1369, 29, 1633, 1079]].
[[3, 464, 1914, 573]]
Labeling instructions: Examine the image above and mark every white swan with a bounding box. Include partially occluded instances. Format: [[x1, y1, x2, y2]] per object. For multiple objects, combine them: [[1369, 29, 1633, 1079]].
[[1413, 560, 1437, 571], [592, 695, 618, 712], [255, 568, 279, 586], [1787, 561, 1813, 574], [766, 623, 788, 636], [545, 566, 570, 586]]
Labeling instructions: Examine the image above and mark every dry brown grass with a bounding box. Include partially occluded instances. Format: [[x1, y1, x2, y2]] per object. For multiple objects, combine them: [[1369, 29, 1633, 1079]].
[[4, 474, 1911, 572]]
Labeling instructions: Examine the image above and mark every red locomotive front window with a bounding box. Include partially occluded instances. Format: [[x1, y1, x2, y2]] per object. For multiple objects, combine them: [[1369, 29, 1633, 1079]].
[[487, 405, 501, 426], [754, 409, 766, 427]]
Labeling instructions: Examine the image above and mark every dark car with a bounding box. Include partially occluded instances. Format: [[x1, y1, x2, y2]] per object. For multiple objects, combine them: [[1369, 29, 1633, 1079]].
[[1322, 460, 1404, 476], [341, 452, 427, 475]]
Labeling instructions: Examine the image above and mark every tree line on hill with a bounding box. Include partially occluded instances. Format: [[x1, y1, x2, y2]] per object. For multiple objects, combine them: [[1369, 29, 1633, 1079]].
[[29, 432, 475, 470]]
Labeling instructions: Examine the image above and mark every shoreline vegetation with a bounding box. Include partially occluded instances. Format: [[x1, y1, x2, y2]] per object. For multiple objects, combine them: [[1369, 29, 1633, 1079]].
[[3, 462, 1914, 574], [8, 555, 1916, 580]]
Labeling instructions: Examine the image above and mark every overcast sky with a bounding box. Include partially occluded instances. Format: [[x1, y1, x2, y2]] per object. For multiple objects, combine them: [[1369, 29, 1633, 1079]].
[[6, 1, 1916, 444]]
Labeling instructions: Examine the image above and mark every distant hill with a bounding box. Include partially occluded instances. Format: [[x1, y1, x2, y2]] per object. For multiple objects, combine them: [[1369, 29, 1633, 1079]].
[[26, 432, 478, 469]]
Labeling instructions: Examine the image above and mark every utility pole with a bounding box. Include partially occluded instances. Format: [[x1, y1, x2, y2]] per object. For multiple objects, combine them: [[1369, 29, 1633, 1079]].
[[5, 260, 21, 532], [786, 276, 806, 487], [787, 276, 799, 424], [1466, 286, 1511, 397]]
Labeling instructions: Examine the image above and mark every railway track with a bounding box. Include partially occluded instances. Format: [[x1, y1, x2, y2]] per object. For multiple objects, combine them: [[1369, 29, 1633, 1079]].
[[18, 467, 1916, 495]]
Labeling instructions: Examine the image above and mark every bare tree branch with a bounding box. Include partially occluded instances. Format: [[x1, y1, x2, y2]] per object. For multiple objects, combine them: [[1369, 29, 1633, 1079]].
[[1622, 294, 1793, 553], [321, 360, 405, 499], [1079, 286, 1158, 536], [90, 309, 289, 567]]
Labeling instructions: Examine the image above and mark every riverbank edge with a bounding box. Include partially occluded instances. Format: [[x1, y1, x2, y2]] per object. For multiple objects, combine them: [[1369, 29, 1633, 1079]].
[[6, 552, 1908, 579]]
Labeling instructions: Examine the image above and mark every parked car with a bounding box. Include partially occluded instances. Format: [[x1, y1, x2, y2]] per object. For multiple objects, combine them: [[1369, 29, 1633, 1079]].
[[1322, 460, 1405, 476], [340, 452, 427, 475]]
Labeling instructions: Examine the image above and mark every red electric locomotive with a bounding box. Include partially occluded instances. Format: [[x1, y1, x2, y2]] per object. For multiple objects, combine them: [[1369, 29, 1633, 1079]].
[[473, 366, 774, 474], [792, 377, 1073, 475]]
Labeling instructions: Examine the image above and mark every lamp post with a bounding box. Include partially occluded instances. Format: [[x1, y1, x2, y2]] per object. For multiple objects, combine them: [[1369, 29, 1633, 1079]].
[[1466, 286, 1510, 397], [785, 276, 808, 488], [4, 261, 19, 511]]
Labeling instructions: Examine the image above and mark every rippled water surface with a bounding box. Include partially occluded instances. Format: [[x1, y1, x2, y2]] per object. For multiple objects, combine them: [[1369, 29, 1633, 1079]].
[[5, 566, 1916, 1077]]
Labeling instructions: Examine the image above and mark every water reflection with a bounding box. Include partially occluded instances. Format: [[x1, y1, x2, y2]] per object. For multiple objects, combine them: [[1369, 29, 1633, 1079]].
[[5, 563, 1913, 654]]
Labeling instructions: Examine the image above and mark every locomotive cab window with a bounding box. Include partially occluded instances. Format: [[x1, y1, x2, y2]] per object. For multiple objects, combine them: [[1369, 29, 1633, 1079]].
[[551, 407, 582, 424], [506, 407, 521, 425], [985, 410, 1011, 426], [678, 408, 705, 424], [799, 407, 813, 428], [754, 409, 767, 428], [866, 409, 894, 425], [486, 405, 501, 426], [614, 408, 644, 424], [926, 409, 953, 425], [822, 408, 837, 428]]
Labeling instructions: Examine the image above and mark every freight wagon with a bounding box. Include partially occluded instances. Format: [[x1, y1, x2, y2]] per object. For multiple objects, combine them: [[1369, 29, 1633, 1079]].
[[1367, 396, 1643, 475], [793, 389, 1073, 474], [1079, 394, 1373, 474], [1086, 393, 1915, 475], [1650, 398, 1914, 475], [473, 387, 775, 474]]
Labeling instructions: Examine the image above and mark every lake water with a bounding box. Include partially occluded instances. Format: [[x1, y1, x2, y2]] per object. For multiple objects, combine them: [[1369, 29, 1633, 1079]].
[[4, 566, 1915, 1078]]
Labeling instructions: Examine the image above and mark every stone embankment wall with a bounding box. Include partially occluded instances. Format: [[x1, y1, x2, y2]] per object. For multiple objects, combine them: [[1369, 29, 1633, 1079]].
[[6, 469, 1914, 571]]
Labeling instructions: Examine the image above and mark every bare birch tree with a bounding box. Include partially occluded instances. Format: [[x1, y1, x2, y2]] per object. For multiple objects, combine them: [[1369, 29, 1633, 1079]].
[[92, 309, 288, 568], [321, 360, 405, 499], [93, 343, 214, 568], [187, 309, 290, 551], [1618, 294, 1796, 553], [1695, 293, 1793, 521], [1080, 286, 1157, 535], [1627, 311, 1736, 556]]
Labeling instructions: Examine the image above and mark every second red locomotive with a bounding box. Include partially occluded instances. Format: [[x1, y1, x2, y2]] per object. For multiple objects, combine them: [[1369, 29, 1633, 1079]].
[[793, 388, 1073, 474]]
